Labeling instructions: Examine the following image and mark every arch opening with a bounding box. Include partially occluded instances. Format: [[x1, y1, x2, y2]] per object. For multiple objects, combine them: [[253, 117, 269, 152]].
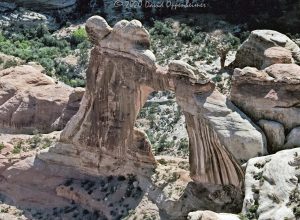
[[135, 90, 189, 158]]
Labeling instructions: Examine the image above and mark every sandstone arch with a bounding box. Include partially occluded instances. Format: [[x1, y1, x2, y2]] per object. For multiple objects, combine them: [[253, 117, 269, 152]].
[[39, 16, 267, 189]]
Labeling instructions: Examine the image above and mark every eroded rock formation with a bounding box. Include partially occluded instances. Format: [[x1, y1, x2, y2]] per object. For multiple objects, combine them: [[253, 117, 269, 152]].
[[39, 16, 267, 189], [232, 30, 300, 69], [231, 64, 300, 152], [0, 64, 82, 133]]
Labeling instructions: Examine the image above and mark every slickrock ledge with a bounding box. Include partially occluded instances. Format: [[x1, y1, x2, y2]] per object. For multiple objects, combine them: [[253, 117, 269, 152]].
[[0, 64, 83, 133], [39, 16, 267, 189]]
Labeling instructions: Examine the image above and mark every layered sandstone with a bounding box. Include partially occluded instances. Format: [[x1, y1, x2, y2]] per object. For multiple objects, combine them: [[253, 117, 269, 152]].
[[0, 64, 82, 133], [39, 16, 267, 189], [230, 64, 300, 152]]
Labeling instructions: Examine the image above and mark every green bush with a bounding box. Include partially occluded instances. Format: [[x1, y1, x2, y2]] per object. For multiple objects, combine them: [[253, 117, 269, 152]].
[[36, 24, 50, 38], [70, 27, 88, 46], [149, 21, 173, 37], [38, 57, 55, 74], [178, 138, 189, 154], [12, 141, 22, 154], [0, 142, 5, 152], [0, 24, 89, 87], [178, 25, 195, 42]]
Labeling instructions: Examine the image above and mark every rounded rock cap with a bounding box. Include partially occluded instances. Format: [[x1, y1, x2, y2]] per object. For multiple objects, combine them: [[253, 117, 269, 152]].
[[85, 16, 112, 45]]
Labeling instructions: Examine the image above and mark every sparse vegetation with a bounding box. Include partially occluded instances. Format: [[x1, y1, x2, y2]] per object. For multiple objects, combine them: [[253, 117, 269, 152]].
[[26, 134, 53, 149], [0, 142, 5, 152], [149, 19, 240, 67], [12, 141, 22, 154], [0, 24, 90, 87]]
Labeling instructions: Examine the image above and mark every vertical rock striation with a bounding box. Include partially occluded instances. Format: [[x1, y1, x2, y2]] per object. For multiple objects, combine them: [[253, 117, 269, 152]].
[[39, 16, 267, 188]]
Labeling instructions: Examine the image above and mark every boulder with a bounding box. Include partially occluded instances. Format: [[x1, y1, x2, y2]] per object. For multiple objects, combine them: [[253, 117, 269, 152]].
[[0, 64, 82, 133], [264, 63, 300, 83], [188, 210, 239, 220], [285, 127, 300, 149], [232, 30, 300, 69], [230, 64, 300, 131], [262, 47, 293, 68], [85, 16, 112, 45], [258, 120, 285, 153], [243, 148, 300, 220]]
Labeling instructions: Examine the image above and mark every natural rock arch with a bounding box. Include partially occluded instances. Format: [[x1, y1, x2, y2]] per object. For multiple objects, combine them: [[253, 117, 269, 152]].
[[39, 16, 267, 189]]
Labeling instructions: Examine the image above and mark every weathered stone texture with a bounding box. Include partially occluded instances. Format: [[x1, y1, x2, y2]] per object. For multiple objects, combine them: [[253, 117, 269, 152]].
[[40, 16, 268, 189], [0, 64, 82, 133], [232, 30, 300, 69]]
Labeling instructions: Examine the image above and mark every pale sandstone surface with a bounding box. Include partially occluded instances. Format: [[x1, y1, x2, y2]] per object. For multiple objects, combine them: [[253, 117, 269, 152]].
[[243, 148, 300, 220], [232, 30, 300, 69], [188, 210, 239, 220], [262, 46, 293, 68], [231, 64, 300, 152]]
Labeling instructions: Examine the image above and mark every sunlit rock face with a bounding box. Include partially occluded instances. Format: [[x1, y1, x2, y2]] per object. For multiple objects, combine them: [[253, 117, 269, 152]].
[[39, 16, 267, 189], [232, 30, 300, 69], [230, 64, 300, 153], [0, 64, 82, 133]]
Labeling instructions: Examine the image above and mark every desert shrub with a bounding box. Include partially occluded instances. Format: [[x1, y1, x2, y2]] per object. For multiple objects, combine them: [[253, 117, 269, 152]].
[[178, 24, 195, 42], [178, 138, 189, 154], [146, 130, 154, 142], [149, 21, 173, 37], [294, 207, 300, 217], [28, 134, 42, 149], [70, 27, 88, 46], [0, 142, 5, 152], [36, 24, 50, 38], [38, 57, 55, 74], [12, 141, 22, 154], [77, 41, 90, 67], [212, 75, 222, 83], [155, 134, 174, 153], [42, 138, 52, 149]]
